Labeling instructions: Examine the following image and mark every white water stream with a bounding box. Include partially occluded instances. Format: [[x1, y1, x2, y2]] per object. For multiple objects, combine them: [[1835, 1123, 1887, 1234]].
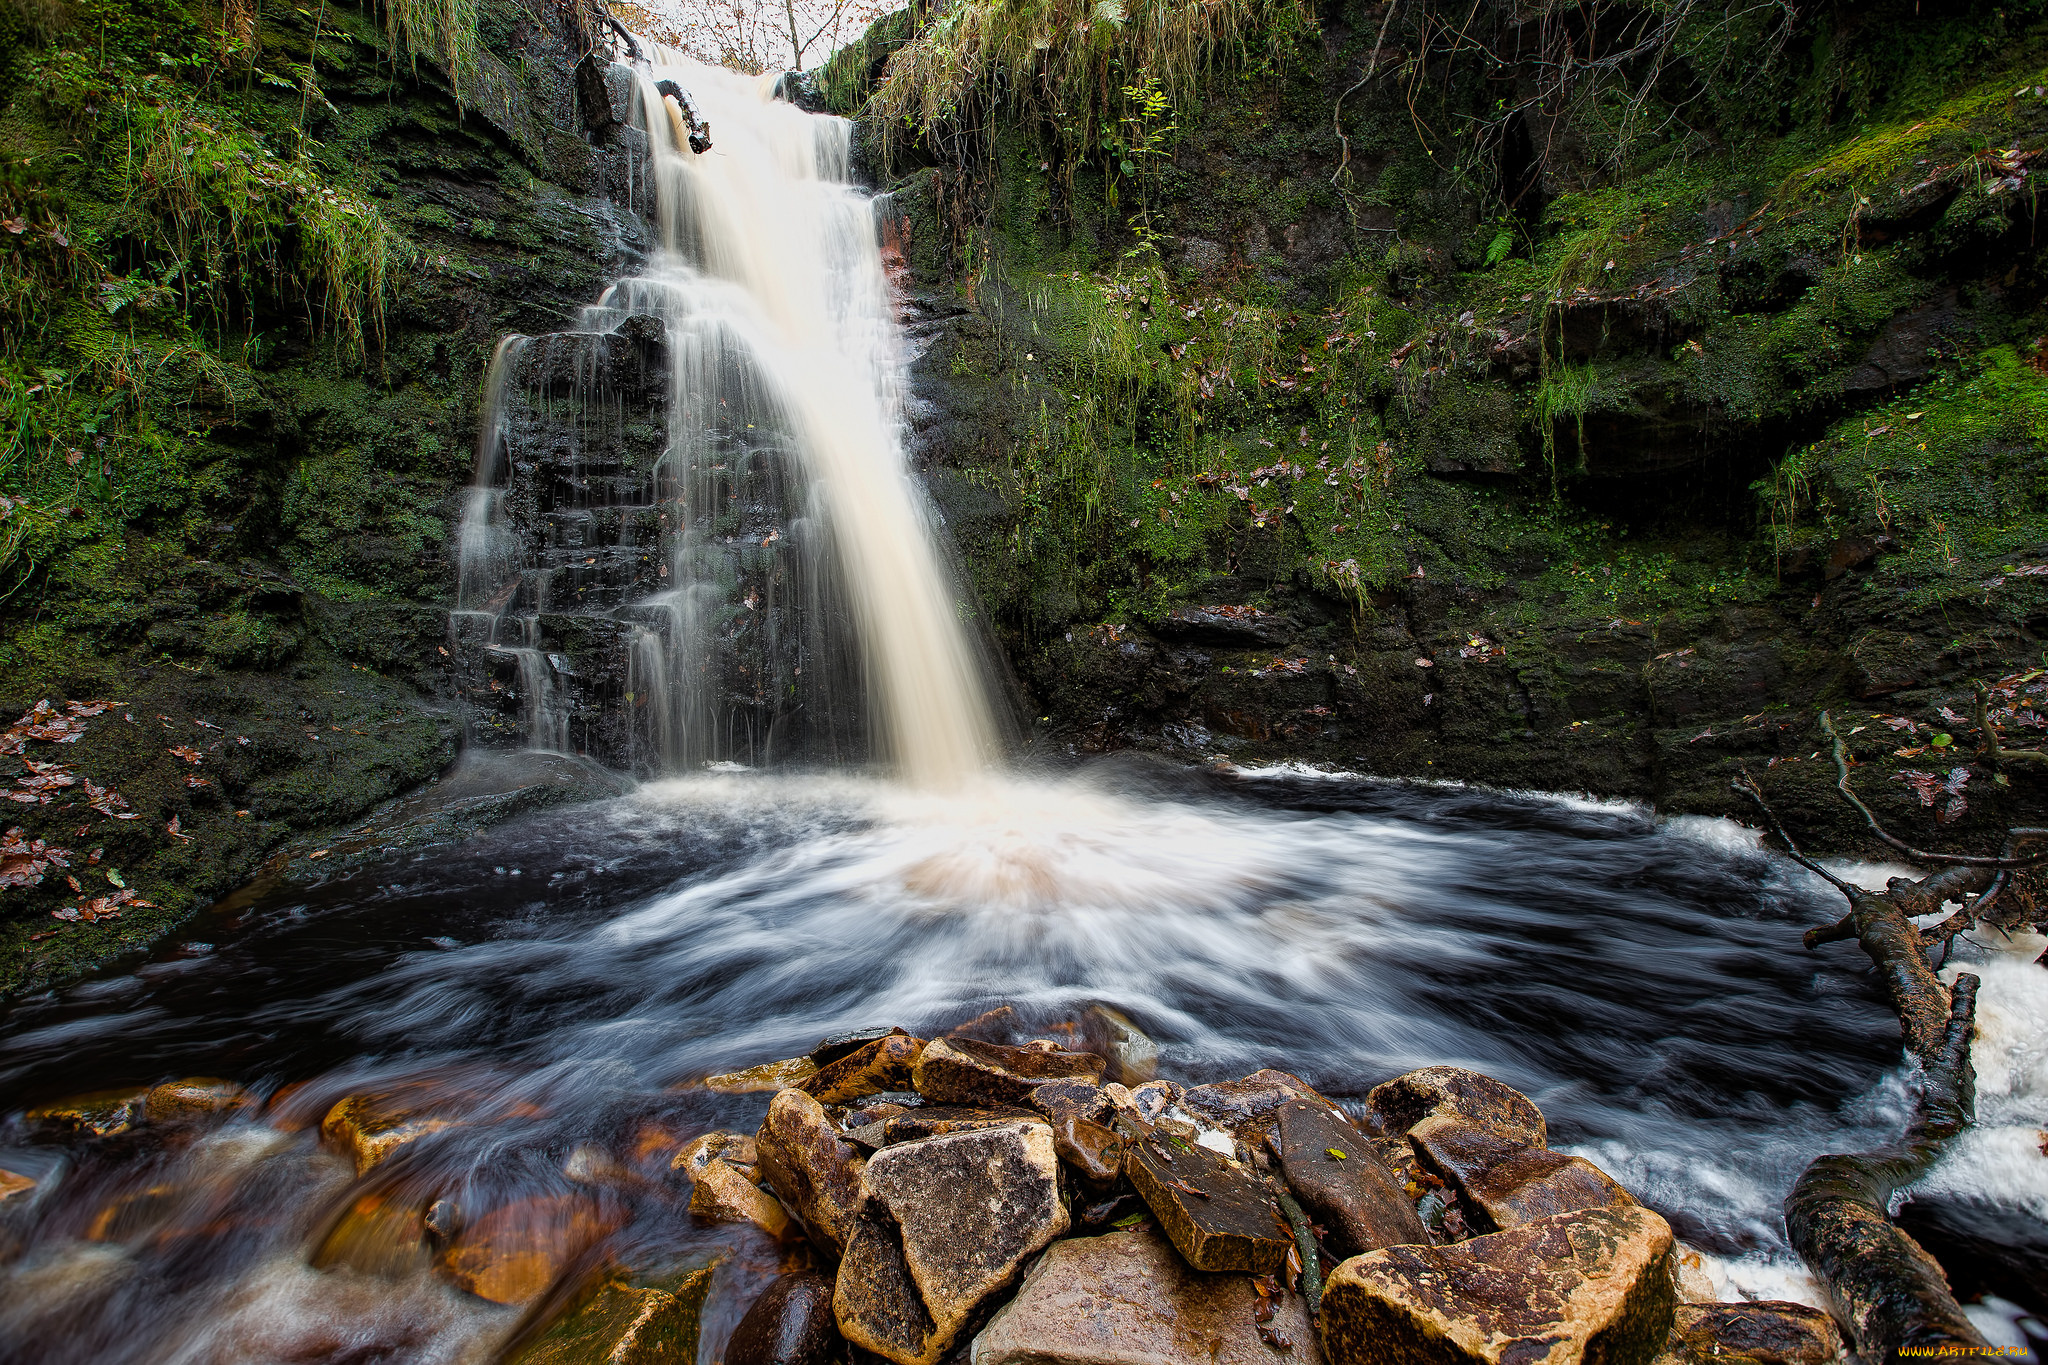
[[456, 52, 996, 785]]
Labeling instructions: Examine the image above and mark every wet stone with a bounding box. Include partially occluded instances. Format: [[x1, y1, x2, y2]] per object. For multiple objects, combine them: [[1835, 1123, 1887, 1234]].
[[507, 1262, 717, 1365], [670, 1129, 758, 1179], [1364, 1068, 1547, 1149], [799, 1034, 924, 1105], [1318, 1203, 1676, 1365], [0, 1167, 37, 1203], [1411, 1115, 1634, 1233], [143, 1077, 253, 1124], [911, 1036, 1105, 1107], [1027, 1078, 1113, 1126], [881, 1104, 1035, 1144], [1185, 1069, 1345, 1141], [834, 1120, 1068, 1365], [1050, 1115, 1125, 1189], [441, 1195, 617, 1305], [811, 1026, 909, 1068], [707, 1056, 819, 1095], [1124, 1130, 1292, 1274], [313, 1188, 433, 1279], [25, 1088, 146, 1138], [321, 1094, 457, 1176], [756, 1088, 867, 1258], [688, 1155, 790, 1236], [973, 1224, 1324, 1365], [1273, 1100, 1429, 1257], [1658, 1301, 1842, 1365], [727, 1270, 841, 1365]]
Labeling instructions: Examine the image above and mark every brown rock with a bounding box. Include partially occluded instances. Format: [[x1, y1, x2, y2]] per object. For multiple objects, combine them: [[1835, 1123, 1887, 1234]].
[[1364, 1068, 1546, 1148], [974, 1224, 1324, 1365], [1660, 1301, 1842, 1365], [912, 1036, 1104, 1106], [1051, 1115, 1125, 1188], [757, 1088, 867, 1258], [1274, 1100, 1429, 1257], [811, 1027, 909, 1067], [1183, 1069, 1343, 1148], [1125, 1131, 1291, 1274], [707, 1056, 820, 1094], [1411, 1115, 1634, 1233], [143, 1077, 253, 1124], [24, 1088, 146, 1137], [0, 1167, 36, 1203], [800, 1034, 925, 1105], [312, 1188, 433, 1278], [834, 1120, 1068, 1365], [1079, 1005, 1159, 1085], [727, 1270, 841, 1365], [689, 1158, 791, 1236], [670, 1129, 758, 1179], [1319, 1203, 1676, 1365], [882, 1104, 1036, 1143], [441, 1195, 617, 1305], [321, 1094, 457, 1175], [506, 1262, 717, 1365], [1027, 1079, 1113, 1126]]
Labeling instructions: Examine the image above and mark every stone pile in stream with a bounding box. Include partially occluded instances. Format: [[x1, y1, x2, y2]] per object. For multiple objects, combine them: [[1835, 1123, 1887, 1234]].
[[691, 1018, 1843, 1365], [0, 1016, 1849, 1365]]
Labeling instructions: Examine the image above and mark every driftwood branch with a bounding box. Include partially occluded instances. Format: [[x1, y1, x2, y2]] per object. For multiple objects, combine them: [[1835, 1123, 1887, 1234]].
[[1785, 976, 1988, 1361]]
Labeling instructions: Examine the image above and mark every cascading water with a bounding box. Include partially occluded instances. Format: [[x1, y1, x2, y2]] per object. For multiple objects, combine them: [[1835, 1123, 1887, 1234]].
[[454, 52, 996, 785]]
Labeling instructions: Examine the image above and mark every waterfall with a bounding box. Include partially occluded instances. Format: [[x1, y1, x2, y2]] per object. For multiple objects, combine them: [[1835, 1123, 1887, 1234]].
[[453, 53, 998, 787]]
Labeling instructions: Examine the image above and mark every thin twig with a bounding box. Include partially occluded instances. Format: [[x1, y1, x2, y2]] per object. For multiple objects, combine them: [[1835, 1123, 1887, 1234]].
[[1733, 768, 1859, 902]]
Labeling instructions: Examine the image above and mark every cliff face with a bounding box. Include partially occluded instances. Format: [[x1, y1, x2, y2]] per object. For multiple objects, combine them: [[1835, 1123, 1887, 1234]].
[[0, 0, 637, 989], [844, 0, 2048, 849]]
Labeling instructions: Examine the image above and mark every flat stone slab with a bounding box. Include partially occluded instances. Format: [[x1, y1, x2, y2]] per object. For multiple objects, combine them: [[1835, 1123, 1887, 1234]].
[[914, 1037, 1106, 1106], [800, 1034, 924, 1105], [836, 1120, 1068, 1365], [973, 1225, 1323, 1365], [1657, 1301, 1843, 1365], [1125, 1130, 1291, 1274], [1273, 1100, 1429, 1257], [1319, 1203, 1676, 1365], [1412, 1115, 1634, 1233]]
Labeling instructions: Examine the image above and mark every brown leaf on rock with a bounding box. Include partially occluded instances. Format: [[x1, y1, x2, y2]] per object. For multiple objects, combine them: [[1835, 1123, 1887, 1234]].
[[168, 745, 203, 764], [2, 827, 71, 889]]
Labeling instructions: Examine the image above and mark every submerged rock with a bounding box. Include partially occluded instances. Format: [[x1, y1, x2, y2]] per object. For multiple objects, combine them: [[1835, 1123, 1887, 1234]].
[[756, 1088, 867, 1258], [707, 1056, 820, 1095], [441, 1195, 618, 1305], [834, 1120, 1067, 1365], [313, 1188, 433, 1279], [727, 1270, 841, 1365], [142, 1077, 252, 1124], [1364, 1068, 1547, 1149], [1318, 1203, 1676, 1365], [1272, 1100, 1429, 1257], [799, 1034, 924, 1105], [911, 1036, 1105, 1106], [0, 1167, 36, 1203], [1124, 1130, 1292, 1274], [320, 1094, 457, 1175], [24, 1088, 146, 1138], [973, 1224, 1324, 1365], [688, 1157, 789, 1236], [507, 1262, 718, 1365], [1656, 1301, 1842, 1365]]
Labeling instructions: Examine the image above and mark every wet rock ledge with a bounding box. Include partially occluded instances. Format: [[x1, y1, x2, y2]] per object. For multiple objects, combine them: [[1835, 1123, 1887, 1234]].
[[0, 1016, 1848, 1365]]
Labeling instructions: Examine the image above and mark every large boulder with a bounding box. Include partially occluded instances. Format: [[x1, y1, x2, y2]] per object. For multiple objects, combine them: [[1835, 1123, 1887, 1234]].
[[1273, 1100, 1429, 1256], [1655, 1302, 1843, 1365], [727, 1270, 841, 1365], [1124, 1129, 1292, 1274], [1319, 1204, 1676, 1365], [1411, 1115, 1634, 1233], [834, 1120, 1068, 1365], [756, 1089, 867, 1258], [973, 1225, 1325, 1365], [1364, 1068, 1547, 1148]]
